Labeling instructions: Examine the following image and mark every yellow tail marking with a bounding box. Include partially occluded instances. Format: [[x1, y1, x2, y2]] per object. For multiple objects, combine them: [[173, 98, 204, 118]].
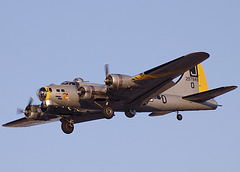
[[44, 86, 50, 100], [197, 64, 208, 93]]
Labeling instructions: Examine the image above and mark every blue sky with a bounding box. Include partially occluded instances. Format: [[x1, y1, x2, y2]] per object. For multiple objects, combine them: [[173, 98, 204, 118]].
[[0, 1, 239, 171]]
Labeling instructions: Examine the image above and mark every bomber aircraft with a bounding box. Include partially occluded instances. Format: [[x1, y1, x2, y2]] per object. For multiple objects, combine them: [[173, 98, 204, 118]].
[[2, 52, 237, 134]]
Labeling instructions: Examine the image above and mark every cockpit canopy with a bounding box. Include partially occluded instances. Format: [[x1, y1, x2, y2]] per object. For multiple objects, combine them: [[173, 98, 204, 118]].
[[61, 81, 76, 85], [61, 77, 84, 85], [73, 77, 84, 82]]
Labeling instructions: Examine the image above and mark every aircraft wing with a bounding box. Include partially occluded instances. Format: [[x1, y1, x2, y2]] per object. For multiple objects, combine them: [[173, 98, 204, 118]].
[[2, 116, 61, 127], [2, 112, 105, 127], [109, 52, 209, 108]]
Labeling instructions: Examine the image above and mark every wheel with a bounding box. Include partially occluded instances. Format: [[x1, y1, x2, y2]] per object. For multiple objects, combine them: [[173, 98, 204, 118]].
[[102, 106, 114, 119], [61, 120, 74, 134], [125, 109, 136, 118], [41, 103, 48, 112], [177, 114, 183, 121]]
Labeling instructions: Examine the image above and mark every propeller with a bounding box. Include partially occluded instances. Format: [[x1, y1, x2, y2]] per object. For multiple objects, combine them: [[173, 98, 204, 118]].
[[16, 97, 43, 119], [17, 97, 34, 116], [104, 63, 113, 86]]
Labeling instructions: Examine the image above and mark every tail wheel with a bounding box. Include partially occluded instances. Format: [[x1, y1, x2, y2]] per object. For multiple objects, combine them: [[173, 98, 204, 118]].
[[61, 120, 74, 134], [102, 106, 114, 119]]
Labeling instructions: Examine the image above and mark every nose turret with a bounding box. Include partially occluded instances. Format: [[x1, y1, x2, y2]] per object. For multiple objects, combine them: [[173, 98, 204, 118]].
[[37, 87, 50, 101]]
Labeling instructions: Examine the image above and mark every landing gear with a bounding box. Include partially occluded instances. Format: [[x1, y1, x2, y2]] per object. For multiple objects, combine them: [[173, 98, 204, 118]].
[[61, 119, 74, 134], [102, 105, 114, 119], [125, 109, 136, 118], [94, 101, 114, 119], [176, 111, 183, 121]]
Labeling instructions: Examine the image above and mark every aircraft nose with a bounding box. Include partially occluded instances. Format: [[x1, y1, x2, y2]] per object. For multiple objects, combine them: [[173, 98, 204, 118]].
[[37, 87, 48, 101]]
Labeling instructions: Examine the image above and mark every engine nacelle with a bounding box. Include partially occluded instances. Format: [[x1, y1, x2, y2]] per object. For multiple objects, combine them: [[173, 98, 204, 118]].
[[105, 74, 138, 90], [78, 85, 108, 100], [24, 105, 44, 119]]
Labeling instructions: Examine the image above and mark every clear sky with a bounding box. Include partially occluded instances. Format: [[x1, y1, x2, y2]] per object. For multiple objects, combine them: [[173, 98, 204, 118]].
[[0, 1, 239, 171]]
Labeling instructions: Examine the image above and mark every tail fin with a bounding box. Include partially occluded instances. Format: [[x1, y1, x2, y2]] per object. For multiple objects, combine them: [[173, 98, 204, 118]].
[[163, 64, 209, 96], [164, 64, 237, 101]]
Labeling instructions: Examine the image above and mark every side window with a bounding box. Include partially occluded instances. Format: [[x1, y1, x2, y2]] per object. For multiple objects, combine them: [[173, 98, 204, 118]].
[[157, 95, 167, 104]]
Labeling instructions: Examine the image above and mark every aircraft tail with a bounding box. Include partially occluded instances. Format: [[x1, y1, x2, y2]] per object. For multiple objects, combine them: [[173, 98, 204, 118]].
[[164, 64, 209, 96], [164, 64, 237, 101]]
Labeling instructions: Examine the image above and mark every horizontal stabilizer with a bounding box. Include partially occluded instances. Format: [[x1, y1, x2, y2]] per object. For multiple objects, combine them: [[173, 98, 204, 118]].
[[182, 86, 237, 102]]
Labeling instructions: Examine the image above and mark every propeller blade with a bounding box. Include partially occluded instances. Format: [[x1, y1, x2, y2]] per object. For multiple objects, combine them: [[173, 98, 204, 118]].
[[17, 108, 24, 114], [27, 96, 34, 107], [104, 63, 109, 77]]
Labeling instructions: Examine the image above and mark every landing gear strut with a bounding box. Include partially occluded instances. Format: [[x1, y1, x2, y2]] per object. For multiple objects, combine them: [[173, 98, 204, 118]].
[[176, 111, 183, 121], [61, 119, 74, 134]]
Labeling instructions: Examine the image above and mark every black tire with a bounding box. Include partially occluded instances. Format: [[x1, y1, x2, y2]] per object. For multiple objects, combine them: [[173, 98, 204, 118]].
[[102, 106, 114, 119], [125, 109, 136, 118], [177, 114, 183, 121], [61, 120, 74, 134]]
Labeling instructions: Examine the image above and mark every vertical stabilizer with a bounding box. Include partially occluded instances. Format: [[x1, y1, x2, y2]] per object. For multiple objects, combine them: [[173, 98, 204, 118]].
[[163, 64, 208, 96], [198, 64, 208, 93]]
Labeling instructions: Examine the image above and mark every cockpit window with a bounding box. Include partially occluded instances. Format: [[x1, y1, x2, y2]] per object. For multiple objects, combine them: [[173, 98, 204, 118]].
[[61, 89, 65, 92], [61, 81, 69, 85], [61, 81, 76, 85], [56, 89, 60, 92], [49, 88, 52, 92]]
